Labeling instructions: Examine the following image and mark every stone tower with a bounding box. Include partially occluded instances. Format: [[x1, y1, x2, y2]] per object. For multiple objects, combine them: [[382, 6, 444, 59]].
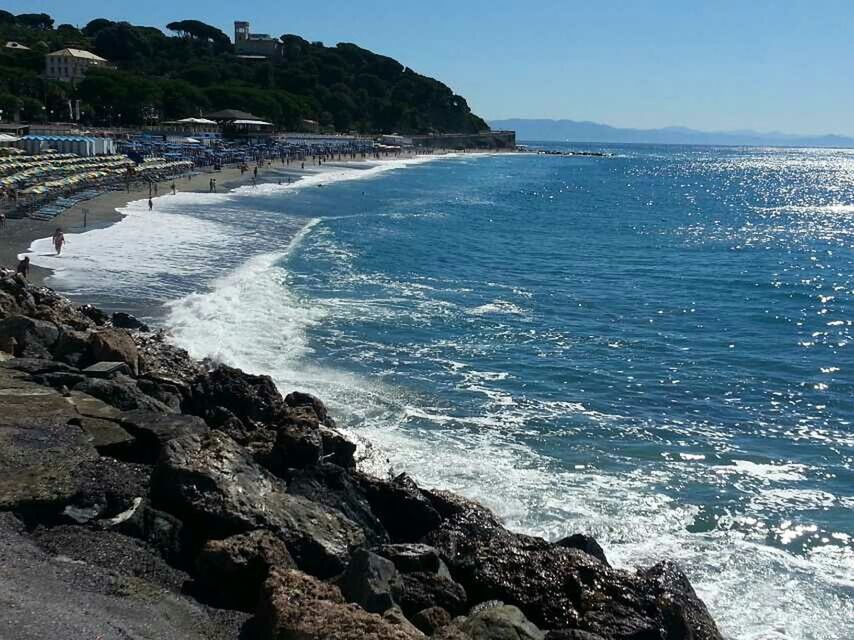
[[234, 21, 250, 44]]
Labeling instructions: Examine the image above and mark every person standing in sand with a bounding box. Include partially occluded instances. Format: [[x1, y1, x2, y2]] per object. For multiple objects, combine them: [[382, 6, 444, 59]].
[[52, 228, 65, 256], [171, 182, 176, 195], [0, 211, 6, 229]]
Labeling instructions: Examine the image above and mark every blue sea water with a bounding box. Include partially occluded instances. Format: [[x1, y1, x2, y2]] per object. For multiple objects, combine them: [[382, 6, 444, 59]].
[[28, 144, 854, 639]]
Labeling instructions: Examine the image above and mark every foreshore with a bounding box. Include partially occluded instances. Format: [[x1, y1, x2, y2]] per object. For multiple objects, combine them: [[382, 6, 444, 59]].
[[0, 150, 437, 285]]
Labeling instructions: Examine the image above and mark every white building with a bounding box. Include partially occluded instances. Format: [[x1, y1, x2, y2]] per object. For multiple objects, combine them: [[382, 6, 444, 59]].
[[45, 48, 110, 83]]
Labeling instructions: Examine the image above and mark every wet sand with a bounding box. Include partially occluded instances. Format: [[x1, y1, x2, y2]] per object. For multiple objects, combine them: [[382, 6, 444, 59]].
[[0, 155, 419, 285]]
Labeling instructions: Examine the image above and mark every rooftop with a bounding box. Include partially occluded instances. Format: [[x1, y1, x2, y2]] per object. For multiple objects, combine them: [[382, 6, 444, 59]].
[[46, 48, 108, 62]]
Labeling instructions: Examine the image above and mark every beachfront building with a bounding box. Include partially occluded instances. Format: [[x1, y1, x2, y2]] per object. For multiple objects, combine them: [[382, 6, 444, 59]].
[[207, 109, 274, 137], [234, 21, 281, 58], [45, 48, 110, 83], [18, 135, 117, 157]]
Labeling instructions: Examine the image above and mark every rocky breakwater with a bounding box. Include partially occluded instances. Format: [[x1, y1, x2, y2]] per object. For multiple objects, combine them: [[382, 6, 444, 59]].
[[0, 269, 724, 640]]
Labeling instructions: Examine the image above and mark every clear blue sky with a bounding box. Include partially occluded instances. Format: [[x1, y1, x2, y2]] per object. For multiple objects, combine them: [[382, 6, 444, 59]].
[[7, 1, 854, 135]]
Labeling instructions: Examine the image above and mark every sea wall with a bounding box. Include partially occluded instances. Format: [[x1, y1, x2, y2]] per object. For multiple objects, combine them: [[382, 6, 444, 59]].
[[0, 271, 722, 640], [413, 131, 517, 150]]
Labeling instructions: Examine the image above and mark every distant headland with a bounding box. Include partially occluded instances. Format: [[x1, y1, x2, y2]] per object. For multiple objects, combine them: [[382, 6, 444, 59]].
[[490, 118, 854, 148]]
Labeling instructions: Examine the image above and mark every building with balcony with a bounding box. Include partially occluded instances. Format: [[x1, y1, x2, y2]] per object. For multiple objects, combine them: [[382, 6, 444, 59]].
[[45, 48, 110, 83]]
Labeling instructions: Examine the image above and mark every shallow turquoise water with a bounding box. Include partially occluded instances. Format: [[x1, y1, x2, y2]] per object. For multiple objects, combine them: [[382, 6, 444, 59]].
[[31, 145, 854, 639]]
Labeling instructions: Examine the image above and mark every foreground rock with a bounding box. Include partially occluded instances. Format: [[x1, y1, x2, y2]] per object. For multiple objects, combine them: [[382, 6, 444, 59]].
[[153, 430, 365, 577], [0, 513, 248, 640], [259, 567, 422, 640]]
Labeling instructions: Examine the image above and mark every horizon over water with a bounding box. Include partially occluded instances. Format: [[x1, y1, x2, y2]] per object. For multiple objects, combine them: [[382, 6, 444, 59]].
[[27, 144, 854, 640]]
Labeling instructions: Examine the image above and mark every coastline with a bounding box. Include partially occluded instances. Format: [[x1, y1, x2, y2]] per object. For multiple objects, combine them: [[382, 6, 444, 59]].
[[0, 151, 441, 286]]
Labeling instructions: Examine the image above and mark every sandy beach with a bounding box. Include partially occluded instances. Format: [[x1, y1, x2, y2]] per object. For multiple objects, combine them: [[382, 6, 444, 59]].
[[0, 154, 429, 285]]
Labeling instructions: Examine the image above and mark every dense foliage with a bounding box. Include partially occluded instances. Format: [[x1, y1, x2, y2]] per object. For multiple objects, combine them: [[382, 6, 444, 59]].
[[0, 12, 488, 134]]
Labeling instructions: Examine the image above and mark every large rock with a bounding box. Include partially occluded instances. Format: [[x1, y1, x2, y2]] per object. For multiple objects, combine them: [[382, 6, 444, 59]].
[[554, 534, 609, 566], [458, 604, 544, 640], [288, 464, 389, 545], [394, 571, 468, 617], [153, 431, 365, 577], [112, 311, 149, 332], [285, 390, 333, 425], [426, 502, 723, 639], [0, 315, 60, 358], [61, 457, 150, 525], [90, 328, 139, 376], [73, 375, 174, 413], [319, 425, 357, 467], [52, 328, 94, 368], [258, 567, 422, 640], [0, 512, 247, 640], [196, 529, 295, 610], [355, 472, 442, 542], [0, 370, 98, 511], [118, 409, 208, 463], [188, 364, 287, 429], [338, 548, 402, 614], [412, 606, 452, 635]]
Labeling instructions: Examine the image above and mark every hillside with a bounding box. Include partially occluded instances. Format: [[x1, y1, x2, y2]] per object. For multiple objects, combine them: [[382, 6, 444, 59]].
[[491, 118, 854, 148], [0, 11, 488, 134]]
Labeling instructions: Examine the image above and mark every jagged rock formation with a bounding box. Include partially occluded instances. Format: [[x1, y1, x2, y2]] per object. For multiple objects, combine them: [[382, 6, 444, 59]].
[[0, 270, 723, 640]]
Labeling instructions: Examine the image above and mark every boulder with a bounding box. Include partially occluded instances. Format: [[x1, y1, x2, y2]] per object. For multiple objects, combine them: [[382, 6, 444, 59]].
[[269, 422, 323, 471], [0, 315, 59, 358], [51, 328, 93, 368], [458, 604, 544, 640], [73, 375, 174, 413], [554, 534, 609, 566], [69, 416, 135, 456], [319, 425, 357, 467], [338, 548, 402, 614], [285, 390, 332, 425], [0, 375, 98, 511], [112, 311, 149, 332], [258, 567, 422, 640], [118, 409, 208, 463], [355, 472, 442, 542], [0, 512, 247, 640], [136, 377, 183, 412], [78, 303, 109, 326], [196, 529, 295, 610], [90, 328, 139, 376], [288, 464, 389, 545], [188, 364, 287, 429], [426, 503, 723, 639], [412, 606, 452, 635], [394, 571, 468, 618], [153, 431, 365, 577]]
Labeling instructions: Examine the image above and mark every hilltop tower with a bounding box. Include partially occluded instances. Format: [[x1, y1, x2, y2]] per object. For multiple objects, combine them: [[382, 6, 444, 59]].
[[234, 21, 250, 44]]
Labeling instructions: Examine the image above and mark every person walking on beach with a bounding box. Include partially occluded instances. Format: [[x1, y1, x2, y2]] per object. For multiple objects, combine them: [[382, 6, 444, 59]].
[[16, 256, 29, 279], [148, 197, 153, 211], [52, 228, 65, 256], [171, 182, 176, 195], [0, 211, 6, 230], [209, 178, 214, 193]]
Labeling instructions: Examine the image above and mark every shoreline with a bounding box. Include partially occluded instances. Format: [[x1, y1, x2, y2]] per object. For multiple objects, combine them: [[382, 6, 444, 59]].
[[0, 151, 447, 286]]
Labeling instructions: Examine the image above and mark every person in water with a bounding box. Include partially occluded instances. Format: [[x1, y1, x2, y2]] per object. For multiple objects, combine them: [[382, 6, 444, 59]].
[[148, 197, 153, 211], [52, 228, 65, 256], [16, 256, 29, 279]]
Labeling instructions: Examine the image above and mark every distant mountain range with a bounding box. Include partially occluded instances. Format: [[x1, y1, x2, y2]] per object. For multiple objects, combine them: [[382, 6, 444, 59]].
[[488, 118, 854, 148]]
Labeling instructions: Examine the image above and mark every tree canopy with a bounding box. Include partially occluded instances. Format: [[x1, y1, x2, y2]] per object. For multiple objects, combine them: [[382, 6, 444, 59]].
[[0, 12, 489, 134]]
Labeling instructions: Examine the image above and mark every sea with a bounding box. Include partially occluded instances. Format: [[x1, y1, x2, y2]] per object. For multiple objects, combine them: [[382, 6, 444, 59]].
[[26, 143, 854, 640]]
